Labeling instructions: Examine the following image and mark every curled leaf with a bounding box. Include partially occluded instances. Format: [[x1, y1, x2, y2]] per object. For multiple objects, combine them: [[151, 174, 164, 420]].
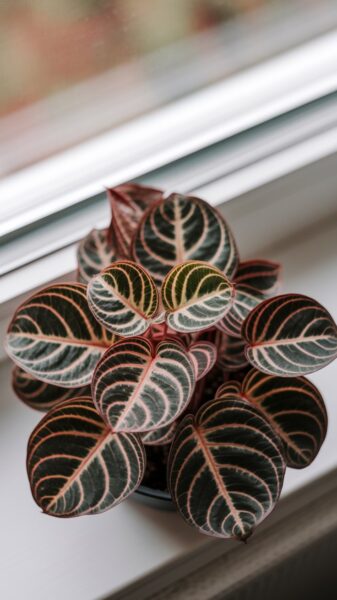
[[132, 193, 239, 284], [216, 284, 264, 338], [87, 261, 158, 337], [92, 338, 195, 433], [142, 421, 177, 446], [234, 260, 281, 295], [188, 341, 217, 380], [242, 294, 337, 376], [27, 397, 145, 517], [162, 261, 233, 333], [12, 366, 91, 412], [6, 284, 113, 388], [242, 369, 327, 468], [108, 183, 163, 258], [168, 397, 285, 540], [77, 228, 116, 284]]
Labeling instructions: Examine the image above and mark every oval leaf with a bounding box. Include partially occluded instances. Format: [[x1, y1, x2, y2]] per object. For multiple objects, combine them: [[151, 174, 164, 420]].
[[92, 337, 195, 432], [168, 397, 285, 540], [188, 341, 217, 380], [162, 261, 233, 333], [242, 369, 327, 468], [108, 184, 163, 258], [132, 193, 239, 284], [142, 421, 177, 446], [234, 260, 281, 295], [12, 366, 91, 412], [6, 284, 114, 387], [217, 332, 249, 372], [242, 294, 337, 376], [77, 228, 116, 284], [27, 397, 145, 517], [87, 261, 158, 337], [216, 284, 264, 338]]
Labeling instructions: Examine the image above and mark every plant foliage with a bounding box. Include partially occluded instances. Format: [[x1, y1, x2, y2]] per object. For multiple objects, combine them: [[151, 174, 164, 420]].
[[7, 183, 337, 541]]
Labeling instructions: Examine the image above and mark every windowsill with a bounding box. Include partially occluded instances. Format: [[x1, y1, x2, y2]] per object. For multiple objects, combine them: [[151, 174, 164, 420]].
[[1, 190, 336, 599]]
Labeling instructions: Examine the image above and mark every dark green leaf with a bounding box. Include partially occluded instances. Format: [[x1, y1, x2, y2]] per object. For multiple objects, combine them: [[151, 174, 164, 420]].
[[77, 228, 116, 284], [92, 337, 195, 432], [168, 397, 285, 540], [188, 341, 217, 380], [132, 193, 239, 284], [12, 366, 91, 411], [242, 368, 327, 468], [234, 260, 281, 295], [161, 261, 233, 333], [216, 284, 264, 338], [27, 397, 145, 517], [6, 284, 114, 387], [242, 294, 337, 376], [87, 260, 158, 337]]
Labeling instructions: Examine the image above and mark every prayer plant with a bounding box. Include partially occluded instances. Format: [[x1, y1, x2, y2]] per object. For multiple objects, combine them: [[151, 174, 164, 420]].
[[6, 184, 337, 542]]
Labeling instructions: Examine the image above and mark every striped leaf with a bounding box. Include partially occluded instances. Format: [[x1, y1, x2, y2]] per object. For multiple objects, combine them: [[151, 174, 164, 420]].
[[92, 337, 195, 432], [216, 284, 264, 338], [217, 332, 249, 372], [168, 397, 285, 540], [162, 261, 234, 333], [108, 183, 163, 258], [87, 261, 158, 337], [242, 369, 327, 468], [6, 284, 114, 388], [12, 366, 91, 412], [132, 193, 239, 285], [77, 228, 116, 284], [27, 397, 145, 517], [242, 294, 337, 376], [215, 380, 242, 399], [188, 341, 217, 380], [142, 421, 177, 446], [234, 260, 281, 295]]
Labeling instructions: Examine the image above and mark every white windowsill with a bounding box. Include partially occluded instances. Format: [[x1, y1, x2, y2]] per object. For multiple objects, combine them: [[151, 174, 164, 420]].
[[1, 192, 336, 600]]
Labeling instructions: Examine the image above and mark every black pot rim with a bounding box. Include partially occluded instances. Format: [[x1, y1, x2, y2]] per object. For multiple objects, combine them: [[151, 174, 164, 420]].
[[134, 484, 174, 509]]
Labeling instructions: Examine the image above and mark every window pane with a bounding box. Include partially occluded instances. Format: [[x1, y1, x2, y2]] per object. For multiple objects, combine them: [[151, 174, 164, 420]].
[[1, 0, 336, 176]]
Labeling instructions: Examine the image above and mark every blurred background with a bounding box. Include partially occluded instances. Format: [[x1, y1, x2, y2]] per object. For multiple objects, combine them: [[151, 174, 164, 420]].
[[1, 0, 337, 177], [1, 3, 337, 600]]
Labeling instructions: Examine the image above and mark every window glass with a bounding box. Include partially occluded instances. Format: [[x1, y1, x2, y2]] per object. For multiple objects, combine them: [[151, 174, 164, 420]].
[[1, 0, 336, 176]]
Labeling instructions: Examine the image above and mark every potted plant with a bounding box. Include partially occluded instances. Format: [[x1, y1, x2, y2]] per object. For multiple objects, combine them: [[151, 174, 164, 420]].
[[6, 184, 337, 542]]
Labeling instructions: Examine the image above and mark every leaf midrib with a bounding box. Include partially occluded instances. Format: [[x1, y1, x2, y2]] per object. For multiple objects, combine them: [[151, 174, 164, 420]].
[[45, 429, 112, 513], [194, 426, 244, 534]]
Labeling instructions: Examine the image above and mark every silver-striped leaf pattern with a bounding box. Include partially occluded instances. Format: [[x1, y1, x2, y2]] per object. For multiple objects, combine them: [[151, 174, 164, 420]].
[[27, 397, 145, 517], [87, 261, 158, 337], [92, 337, 195, 432], [188, 341, 217, 380], [242, 294, 337, 376], [168, 396, 285, 540], [6, 283, 114, 388], [77, 228, 116, 284], [132, 193, 239, 285], [12, 366, 91, 412], [107, 183, 163, 258], [162, 261, 234, 333], [234, 260, 281, 295], [216, 284, 264, 338], [142, 421, 177, 446], [242, 368, 327, 468]]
